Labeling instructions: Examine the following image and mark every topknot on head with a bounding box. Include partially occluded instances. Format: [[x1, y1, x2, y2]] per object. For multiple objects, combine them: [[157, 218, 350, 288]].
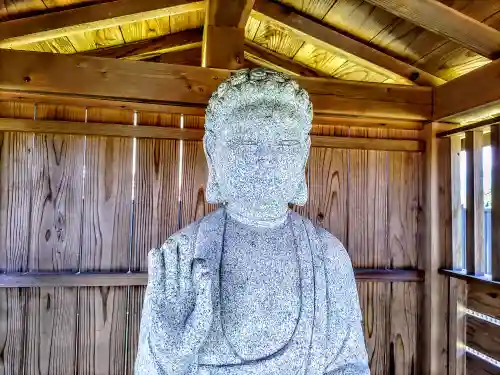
[[205, 68, 313, 135]]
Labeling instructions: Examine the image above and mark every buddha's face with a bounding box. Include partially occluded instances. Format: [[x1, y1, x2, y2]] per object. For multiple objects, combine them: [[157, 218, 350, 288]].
[[208, 106, 310, 209]]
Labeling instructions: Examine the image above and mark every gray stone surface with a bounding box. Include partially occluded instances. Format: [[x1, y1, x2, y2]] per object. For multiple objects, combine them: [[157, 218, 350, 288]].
[[135, 68, 370, 375]]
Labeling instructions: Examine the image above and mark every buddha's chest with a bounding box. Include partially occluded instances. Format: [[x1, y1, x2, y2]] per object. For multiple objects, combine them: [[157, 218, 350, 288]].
[[217, 224, 301, 359]]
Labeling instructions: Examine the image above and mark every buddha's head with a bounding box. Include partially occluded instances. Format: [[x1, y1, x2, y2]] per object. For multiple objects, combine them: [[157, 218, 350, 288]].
[[204, 68, 312, 218]]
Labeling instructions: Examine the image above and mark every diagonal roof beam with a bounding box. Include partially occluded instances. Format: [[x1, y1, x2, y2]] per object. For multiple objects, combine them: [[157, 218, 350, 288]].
[[244, 40, 328, 77], [80, 29, 203, 60], [0, 0, 204, 48], [253, 0, 445, 86], [202, 0, 255, 69], [364, 0, 500, 60]]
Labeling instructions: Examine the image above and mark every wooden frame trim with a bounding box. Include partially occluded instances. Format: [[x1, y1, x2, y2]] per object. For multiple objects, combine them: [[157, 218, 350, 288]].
[[0, 49, 433, 120], [434, 59, 500, 122], [437, 117, 500, 138], [492, 124, 500, 280], [253, 0, 445, 86], [0, 269, 424, 287], [0, 0, 205, 48], [465, 130, 485, 276], [363, 0, 500, 59], [440, 269, 500, 288], [0, 118, 424, 151]]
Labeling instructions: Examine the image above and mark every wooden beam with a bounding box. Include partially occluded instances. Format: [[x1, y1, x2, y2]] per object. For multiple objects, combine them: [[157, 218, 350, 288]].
[[0, 269, 424, 287], [364, 0, 500, 60], [434, 59, 500, 122], [244, 40, 328, 77], [0, 117, 423, 151], [253, 0, 445, 87], [448, 277, 467, 375], [202, 0, 255, 69], [0, 50, 433, 120], [80, 29, 203, 60], [465, 130, 485, 276], [492, 124, 500, 281], [0, 0, 204, 48], [420, 123, 451, 375], [440, 269, 500, 288], [467, 315, 500, 362]]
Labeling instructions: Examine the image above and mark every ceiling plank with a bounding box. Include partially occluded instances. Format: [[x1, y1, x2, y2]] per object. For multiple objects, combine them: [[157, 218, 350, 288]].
[[202, 0, 255, 68], [434, 59, 500, 122], [0, 49, 432, 120], [364, 0, 500, 60], [0, 0, 204, 48], [244, 40, 328, 77], [253, 0, 445, 86], [80, 29, 203, 60]]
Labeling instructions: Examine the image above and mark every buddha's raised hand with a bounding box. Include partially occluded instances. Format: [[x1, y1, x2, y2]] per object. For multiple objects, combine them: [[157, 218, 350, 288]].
[[135, 240, 213, 375]]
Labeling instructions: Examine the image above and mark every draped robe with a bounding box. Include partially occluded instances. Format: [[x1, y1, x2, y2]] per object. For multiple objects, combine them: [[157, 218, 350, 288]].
[[136, 208, 370, 375]]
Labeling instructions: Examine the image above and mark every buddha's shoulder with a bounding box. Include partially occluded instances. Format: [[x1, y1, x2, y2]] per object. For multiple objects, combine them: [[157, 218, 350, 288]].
[[297, 214, 352, 269], [159, 209, 223, 248]]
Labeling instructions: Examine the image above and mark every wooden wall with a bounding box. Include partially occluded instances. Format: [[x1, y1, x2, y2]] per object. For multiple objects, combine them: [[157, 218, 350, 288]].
[[0, 101, 423, 375]]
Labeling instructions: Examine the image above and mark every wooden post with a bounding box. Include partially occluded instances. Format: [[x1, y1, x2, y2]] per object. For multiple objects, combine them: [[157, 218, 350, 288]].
[[421, 123, 450, 375], [202, 0, 254, 69], [450, 135, 464, 270], [465, 130, 485, 275], [448, 134, 467, 375], [492, 124, 500, 280]]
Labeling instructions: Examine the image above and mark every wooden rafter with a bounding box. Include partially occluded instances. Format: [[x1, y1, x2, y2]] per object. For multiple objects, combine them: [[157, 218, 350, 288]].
[[253, 0, 445, 87], [150, 47, 203, 66], [80, 29, 203, 60], [244, 40, 328, 77], [202, 0, 255, 69], [364, 0, 500, 60], [434, 58, 500, 121], [0, 49, 432, 120], [0, 0, 204, 48]]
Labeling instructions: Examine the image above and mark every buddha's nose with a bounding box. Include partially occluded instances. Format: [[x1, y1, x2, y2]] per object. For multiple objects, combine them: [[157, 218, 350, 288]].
[[256, 144, 276, 166]]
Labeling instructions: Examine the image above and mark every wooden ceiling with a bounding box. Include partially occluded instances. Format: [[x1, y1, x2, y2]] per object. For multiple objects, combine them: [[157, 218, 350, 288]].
[[0, 0, 500, 117]]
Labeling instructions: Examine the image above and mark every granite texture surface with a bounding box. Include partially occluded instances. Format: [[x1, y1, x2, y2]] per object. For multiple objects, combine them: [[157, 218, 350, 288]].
[[135, 69, 370, 375]]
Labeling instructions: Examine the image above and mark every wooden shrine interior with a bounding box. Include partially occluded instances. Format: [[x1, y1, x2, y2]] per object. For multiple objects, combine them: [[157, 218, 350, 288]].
[[0, 0, 499, 374]]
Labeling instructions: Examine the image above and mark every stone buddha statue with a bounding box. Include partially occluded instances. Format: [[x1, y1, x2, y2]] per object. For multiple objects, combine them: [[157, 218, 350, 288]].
[[135, 69, 370, 375]]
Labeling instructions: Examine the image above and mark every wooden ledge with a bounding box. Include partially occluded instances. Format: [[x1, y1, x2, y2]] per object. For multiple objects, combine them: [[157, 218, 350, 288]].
[[0, 118, 424, 152], [439, 269, 500, 288], [0, 269, 424, 287]]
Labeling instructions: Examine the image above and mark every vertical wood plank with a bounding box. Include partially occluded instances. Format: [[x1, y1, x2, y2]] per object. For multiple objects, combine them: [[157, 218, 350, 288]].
[[180, 115, 218, 227], [491, 124, 500, 280], [388, 147, 420, 375], [451, 135, 464, 270], [348, 127, 389, 375], [465, 130, 485, 275], [126, 112, 181, 374], [420, 124, 450, 375], [449, 278, 467, 375], [448, 134, 467, 375], [24, 104, 86, 375], [0, 102, 34, 375], [78, 108, 133, 375], [306, 125, 348, 243]]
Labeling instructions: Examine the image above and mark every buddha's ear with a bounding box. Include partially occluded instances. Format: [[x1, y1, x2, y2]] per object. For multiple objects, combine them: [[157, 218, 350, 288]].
[[203, 132, 224, 204], [291, 137, 310, 206]]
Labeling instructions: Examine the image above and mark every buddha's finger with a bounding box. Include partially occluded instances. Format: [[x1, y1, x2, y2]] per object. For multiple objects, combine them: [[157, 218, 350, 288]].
[[184, 260, 213, 345], [161, 239, 179, 302], [178, 240, 192, 297]]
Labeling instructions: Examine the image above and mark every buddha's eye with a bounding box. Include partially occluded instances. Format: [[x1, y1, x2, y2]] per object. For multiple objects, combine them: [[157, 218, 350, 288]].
[[279, 140, 300, 147]]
